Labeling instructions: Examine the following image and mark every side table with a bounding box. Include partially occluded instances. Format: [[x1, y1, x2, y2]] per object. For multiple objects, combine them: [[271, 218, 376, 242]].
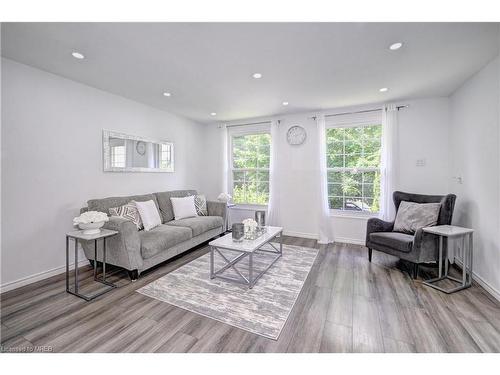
[[66, 229, 118, 301], [422, 225, 474, 294]]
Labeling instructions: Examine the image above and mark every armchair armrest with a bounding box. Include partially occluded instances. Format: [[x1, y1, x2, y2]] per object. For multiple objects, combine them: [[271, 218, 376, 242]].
[[101, 216, 143, 271], [365, 217, 394, 246], [206, 200, 228, 230], [412, 228, 440, 263]]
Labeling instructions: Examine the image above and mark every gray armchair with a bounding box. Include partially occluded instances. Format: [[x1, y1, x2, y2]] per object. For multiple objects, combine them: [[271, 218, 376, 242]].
[[365, 191, 456, 278]]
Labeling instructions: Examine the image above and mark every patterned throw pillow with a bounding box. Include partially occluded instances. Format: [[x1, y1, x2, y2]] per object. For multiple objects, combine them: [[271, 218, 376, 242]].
[[393, 201, 441, 234], [194, 195, 208, 216], [109, 202, 143, 230]]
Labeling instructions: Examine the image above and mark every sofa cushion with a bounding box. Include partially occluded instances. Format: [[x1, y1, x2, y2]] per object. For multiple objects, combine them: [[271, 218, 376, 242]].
[[369, 232, 414, 253], [88, 193, 159, 215], [139, 224, 192, 259], [166, 216, 223, 237], [154, 190, 197, 223]]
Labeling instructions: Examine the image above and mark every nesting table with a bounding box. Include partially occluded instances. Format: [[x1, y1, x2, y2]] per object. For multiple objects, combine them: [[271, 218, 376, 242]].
[[208, 226, 283, 289], [66, 229, 118, 301], [422, 225, 474, 294]]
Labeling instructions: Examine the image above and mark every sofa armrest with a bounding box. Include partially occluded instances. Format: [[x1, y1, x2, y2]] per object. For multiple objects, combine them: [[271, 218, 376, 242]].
[[101, 216, 143, 271], [207, 201, 227, 229], [365, 217, 394, 246]]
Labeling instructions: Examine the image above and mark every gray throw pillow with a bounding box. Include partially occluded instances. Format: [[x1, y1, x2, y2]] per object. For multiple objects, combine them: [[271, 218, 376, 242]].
[[109, 202, 143, 230], [194, 194, 208, 216], [393, 201, 441, 234]]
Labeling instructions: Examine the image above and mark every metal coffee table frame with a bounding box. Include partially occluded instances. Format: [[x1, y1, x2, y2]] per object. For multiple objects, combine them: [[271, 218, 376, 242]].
[[66, 230, 118, 301], [422, 226, 474, 294], [209, 230, 283, 289]]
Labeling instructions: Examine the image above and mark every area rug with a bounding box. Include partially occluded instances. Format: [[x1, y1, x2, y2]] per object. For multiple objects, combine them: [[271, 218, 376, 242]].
[[137, 243, 318, 340]]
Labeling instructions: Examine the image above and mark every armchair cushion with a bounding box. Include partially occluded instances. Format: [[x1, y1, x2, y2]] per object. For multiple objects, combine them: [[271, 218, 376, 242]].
[[369, 232, 414, 253]]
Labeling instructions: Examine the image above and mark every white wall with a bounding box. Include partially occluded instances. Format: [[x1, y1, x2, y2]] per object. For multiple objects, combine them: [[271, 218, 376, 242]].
[[449, 56, 500, 298], [201, 97, 452, 243], [1, 59, 206, 290]]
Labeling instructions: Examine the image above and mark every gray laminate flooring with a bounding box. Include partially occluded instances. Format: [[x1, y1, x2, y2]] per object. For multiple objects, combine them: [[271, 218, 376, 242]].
[[1, 236, 500, 353]]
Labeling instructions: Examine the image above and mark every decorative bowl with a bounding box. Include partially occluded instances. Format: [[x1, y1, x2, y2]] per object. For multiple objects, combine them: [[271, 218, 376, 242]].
[[78, 221, 105, 235]]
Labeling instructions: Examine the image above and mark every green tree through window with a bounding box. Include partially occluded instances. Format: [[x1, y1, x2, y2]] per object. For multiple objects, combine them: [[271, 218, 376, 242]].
[[326, 124, 382, 213], [231, 133, 271, 204]]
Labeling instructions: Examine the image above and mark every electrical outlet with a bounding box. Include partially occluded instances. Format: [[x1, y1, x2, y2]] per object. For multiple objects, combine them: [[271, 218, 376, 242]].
[[416, 158, 426, 167]]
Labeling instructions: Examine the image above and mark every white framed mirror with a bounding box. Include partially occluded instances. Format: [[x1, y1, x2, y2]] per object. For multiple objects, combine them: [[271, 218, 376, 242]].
[[103, 130, 174, 173]]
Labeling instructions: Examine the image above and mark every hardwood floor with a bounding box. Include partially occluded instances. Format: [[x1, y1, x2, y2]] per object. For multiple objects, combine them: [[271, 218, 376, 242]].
[[2, 236, 500, 353]]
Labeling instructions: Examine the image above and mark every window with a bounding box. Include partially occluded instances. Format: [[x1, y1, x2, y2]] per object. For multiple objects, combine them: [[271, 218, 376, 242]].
[[111, 145, 126, 168], [159, 143, 172, 169], [326, 123, 382, 213], [230, 132, 271, 205]]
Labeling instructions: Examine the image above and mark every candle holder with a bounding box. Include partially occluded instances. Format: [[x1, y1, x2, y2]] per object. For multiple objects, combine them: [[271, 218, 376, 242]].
[[232, 223, 244, 242]]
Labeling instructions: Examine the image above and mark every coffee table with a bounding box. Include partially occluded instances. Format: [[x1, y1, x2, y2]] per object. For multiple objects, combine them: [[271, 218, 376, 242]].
[[208, 226, 283, 288]]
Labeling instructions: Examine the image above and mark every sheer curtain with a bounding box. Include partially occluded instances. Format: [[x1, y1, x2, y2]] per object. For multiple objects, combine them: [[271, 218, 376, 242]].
[[379, 104, 399, 221], [267, 120, 281, 226], [316, 115, 334, 244], [221, 124, 229, 196]]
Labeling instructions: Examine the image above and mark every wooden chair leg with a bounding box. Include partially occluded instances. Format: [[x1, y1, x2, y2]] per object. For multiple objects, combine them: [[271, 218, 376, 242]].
[[368, 248, 372, 262]]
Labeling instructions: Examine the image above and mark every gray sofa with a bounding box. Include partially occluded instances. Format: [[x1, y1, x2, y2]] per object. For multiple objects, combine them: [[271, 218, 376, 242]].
[[80, 190, 226, 280], [365, 191, 456, 278]]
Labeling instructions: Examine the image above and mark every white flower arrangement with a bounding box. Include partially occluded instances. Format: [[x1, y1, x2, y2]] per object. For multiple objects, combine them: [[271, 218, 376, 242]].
[[217, 193, 232, 203], [73, 211, 109, 225], [242, 218, 258, 231]]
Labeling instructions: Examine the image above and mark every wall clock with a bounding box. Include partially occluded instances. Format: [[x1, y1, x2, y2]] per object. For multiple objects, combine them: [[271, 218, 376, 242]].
[[136, 141, 146, 155], [286, 125, 307, 145]]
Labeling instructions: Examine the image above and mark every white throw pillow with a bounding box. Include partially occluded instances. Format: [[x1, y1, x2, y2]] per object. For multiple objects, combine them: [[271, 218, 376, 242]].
[[133, 200, 162, 231], [170, 196, 198, 220]]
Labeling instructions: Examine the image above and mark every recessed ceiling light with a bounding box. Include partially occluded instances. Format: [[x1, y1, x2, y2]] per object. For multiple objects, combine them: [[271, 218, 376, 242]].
[[252, 73, 262, 79], [71, 51, 85, 59], [162, 92, 171, 97], [282, 101, 289, 106], [210, 112, 217, 116], [389, 42, 403, 51], [379, 87, 388, 92]]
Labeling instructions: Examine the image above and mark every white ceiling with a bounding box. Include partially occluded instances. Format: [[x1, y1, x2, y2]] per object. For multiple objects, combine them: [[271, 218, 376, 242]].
[[2, 22, 499, 123]]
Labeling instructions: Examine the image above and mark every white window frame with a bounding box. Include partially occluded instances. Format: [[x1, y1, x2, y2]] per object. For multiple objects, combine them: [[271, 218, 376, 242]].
[[325, 111, 382, 217], [227, 123, 271, 208], [111, 144, 126, 168]]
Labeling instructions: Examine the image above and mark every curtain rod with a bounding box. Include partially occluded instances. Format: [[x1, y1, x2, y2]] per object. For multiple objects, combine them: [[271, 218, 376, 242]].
[[222, 120, 274, 129], [308, 105, 408, 120]]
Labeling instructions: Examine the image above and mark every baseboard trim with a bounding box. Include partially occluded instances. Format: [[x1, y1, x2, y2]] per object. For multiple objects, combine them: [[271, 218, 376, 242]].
[[454, 258, 500, 302], [282, 230, 318, 240], [334, 236, 365, 246], [282, 231, 365, 246], [0, 259, 88, 294]]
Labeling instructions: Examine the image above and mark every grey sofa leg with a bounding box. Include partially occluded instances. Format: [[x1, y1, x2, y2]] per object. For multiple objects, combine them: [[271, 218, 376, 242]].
[[127, 269, 139, 281], [368, 248, 372, 262]]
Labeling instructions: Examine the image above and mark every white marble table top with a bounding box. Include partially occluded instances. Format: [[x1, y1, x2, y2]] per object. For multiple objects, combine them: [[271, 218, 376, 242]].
[[66, 228, 119, 241], [422, 225, 474, 237], [209, 226, 283, 253]]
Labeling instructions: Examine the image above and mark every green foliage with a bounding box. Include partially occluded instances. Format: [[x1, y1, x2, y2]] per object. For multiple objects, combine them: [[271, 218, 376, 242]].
[[326, 125, 382, 212], [232, 133, 270, 204]]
